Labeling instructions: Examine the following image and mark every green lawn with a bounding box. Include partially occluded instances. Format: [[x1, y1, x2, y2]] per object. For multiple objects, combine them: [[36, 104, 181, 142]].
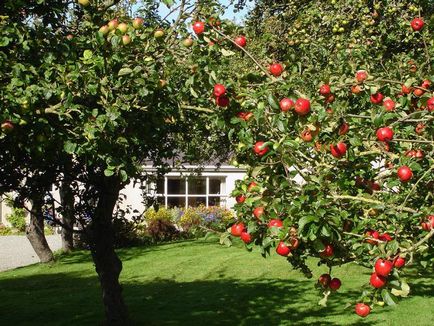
[[0, 239, 433, 325]]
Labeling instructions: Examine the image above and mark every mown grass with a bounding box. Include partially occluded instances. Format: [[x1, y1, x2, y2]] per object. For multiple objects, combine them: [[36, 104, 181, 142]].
[[0, 238, 433, 325]]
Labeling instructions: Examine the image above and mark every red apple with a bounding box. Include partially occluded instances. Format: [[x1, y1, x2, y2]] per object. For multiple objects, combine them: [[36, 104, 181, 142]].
[[355, 303, 371, 317], [378, 233, 393, 242], [370, 92, 384, 104], [235, 195, 246, 204], [370, 272, 387, 288], [215, 95, 229, 107], [269, 63, 284, 77], [365, 230, 380, 245], [318, 273, 331, 287], [394, 256, 405, 269], [213, 84, 226, 97], [427, 97, 434, 111], [397, 166, 413, 182], [411, 17, 424, 31], [325, 93, 335, 103], [247, 181, 258, 192], [237, 112, 253, 121], [268, 219, 283, 228], [294, 98, 311, 116], [329, 278, 341, 291], [319, 84, 331, 96], [356, 70, 368, 83], [1, 120, 14, 133], [320, 244, 334, 258], [301, 129, 313, 142], [383, 98, 395, 111], [375, 258, 394, 277], [240, 231, 252, 244], [192, 21, 205, 35], [253, 206, 264, 219], [421, 215, 434, 231], [338, 122, 350, 135], [415, 149, 424, 158], [276, 241, 291, 256], [376, 127, 394, 142], [279, 98, 294, 112], [231, 222, 245, 236], [402, 84, 412, 94], [234, 36, 247, 48], [253, 141, 269, 156], [330, 142, 347, 158], [289, 237, 300, 250]]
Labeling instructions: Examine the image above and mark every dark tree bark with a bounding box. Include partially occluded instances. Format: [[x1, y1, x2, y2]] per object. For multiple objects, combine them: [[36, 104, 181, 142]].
[[89, 177, 129, 325], [60, 179, 75, 252], [26, 197, 54, 263]]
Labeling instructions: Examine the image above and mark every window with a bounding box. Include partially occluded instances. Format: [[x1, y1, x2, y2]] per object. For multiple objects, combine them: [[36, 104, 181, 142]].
[[149, 176, 227, 208]]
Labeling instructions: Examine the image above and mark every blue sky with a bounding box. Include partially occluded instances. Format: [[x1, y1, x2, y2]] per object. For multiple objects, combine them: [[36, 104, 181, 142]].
[[157, 0, 250, 23]]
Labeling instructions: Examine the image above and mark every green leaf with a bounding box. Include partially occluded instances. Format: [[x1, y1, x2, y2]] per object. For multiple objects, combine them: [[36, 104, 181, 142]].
[[381, 289, 398, 306], [83, 50, 93, 60], [104, 169, 115, 177], [221, 48, 235, 56], [298, 215, 318, 231], [267, 94, 280, 110], [64, 141, 77, 154], [162, 0, 174, 8], [118, 68, 133, 76]]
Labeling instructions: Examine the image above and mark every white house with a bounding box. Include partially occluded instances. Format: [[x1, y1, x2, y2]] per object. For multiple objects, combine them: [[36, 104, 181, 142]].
[[0, 163, 246, 226]]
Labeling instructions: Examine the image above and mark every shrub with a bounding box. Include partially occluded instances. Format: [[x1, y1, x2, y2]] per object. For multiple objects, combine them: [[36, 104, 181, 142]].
[[0, 223, 13, 235], [6, 208, 27, 232], [146, 218, 179, 242], [144, 207, 173, 223]]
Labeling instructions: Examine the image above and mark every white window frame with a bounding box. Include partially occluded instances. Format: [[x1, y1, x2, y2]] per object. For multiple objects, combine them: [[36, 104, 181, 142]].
[[149, 175, 227, 208]]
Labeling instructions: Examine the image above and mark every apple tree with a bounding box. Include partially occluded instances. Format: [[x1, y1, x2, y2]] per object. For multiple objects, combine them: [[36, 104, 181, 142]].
[[196, 0, 434, 317]]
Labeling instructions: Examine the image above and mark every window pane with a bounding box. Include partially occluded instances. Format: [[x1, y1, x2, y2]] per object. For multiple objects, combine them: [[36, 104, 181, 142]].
[[188, 178, 206, 194], [167, 178, 186, 194], [188, 197, 206, 207], [209, 179, 222, 194], [156, 178, 164, 194], [167, 197, 185, 208], [208, 196, 221, 206]]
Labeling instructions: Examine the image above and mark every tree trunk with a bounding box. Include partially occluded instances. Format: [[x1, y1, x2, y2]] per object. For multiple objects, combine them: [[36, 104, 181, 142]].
[[89, 177, 129, 325], [26, 197, 54, 263], [60, 179, 75, 252]]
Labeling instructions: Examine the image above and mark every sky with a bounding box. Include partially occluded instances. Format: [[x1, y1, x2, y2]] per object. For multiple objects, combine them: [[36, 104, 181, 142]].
[[157, 0, 251, 24]]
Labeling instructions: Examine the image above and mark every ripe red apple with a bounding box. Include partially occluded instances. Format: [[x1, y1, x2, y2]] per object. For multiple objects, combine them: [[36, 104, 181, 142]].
[[401, 84, 412, 94], [394, 256, 405, 269], [132, 17, 144, 29], [376, 127, 394, 142], [319, 84, 331, 96], [383, 98, 395, 111], [351, 85, 362, 94], [421, 79, 431, 89], [235, 195, 246, 204], [378, 233, 393, 242], [268, 219, 283, 228], [355, 303, 371, 317], [370, 272, 387, 288], [415, 149, 424, 158], [415, 123, 425, 134], [294, 98, 311, 116], [122, 35, 131, 45], [279, 98, 294, 112], [289, 237, 300, 250], [253, 141, 269, 156], [1, 120, 14, 133], [318, 273, 331, 287], [375, 258, 394, 277], [301, 129, 313, 142], [276, 241, 291, 256], [253, 206, 264, 219], [108, 19, 119, 31], [413, 88, 425, 97], [329, 278, 341, 291], [405, 149, 416, 158], [356, 70, 368, 83], [234, 36, 247, 47], [338, 122, 350, 135], [330, 142, 347, 158], [324, 93, 335, 104], [215, 96, 229, 107], [427, 97, 434, 111], [320, 244, 334, 258], [237, 111, 253, 121], [421, 215, 434, 231], [213, 84, 226, 97], [365, 230, 380, 245], [397, 166, 413, 182], [231, 222, 245, 236], [370, 92, 384, 104], [192, 21, 205, 35], [411, 17, 424, 31], [247, 181, 258, 192], [269, 63, 284, 77], [240, 231, 252, 244]]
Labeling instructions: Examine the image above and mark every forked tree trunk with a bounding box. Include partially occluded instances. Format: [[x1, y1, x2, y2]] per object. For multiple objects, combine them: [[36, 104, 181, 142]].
[[26, 197, 54, 263], [90, 177, 129, 325], [60, 179, 75, 252]]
